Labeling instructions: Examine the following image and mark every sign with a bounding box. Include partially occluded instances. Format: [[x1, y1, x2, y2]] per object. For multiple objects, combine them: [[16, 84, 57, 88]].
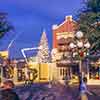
[[0, 51, 8, 58]]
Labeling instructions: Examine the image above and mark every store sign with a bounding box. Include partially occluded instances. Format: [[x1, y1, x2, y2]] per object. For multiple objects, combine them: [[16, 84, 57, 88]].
[[56, 32, 74, 40], [0, 51, 8, 58]]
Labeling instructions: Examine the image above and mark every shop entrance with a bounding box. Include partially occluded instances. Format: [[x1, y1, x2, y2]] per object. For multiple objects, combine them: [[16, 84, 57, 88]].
[[89, 66, 100, 80], [58, 64, 80, 80], [71, 65, 79, 78]]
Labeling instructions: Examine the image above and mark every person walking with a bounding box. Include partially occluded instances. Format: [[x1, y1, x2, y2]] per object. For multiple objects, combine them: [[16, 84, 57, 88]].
[[79, 77, 92, 100]]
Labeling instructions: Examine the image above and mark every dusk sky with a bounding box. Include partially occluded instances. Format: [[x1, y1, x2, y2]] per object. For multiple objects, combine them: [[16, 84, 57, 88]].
[[0, 0, 83, 59]]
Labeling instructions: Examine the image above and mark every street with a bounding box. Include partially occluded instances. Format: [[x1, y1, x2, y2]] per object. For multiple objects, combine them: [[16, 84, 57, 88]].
[[11, 82, 100, 100]]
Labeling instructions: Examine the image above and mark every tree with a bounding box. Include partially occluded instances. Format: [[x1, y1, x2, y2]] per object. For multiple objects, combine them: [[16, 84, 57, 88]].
[[85, 0, 100, 13], [76, 0, 100, 54], [36, 30, 50, 63], [0, 12, 13, 38]]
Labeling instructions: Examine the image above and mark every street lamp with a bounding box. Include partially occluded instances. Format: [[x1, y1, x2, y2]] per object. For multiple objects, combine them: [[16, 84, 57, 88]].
[[75, 31, 84, 39], [69, 31, 91, 80]]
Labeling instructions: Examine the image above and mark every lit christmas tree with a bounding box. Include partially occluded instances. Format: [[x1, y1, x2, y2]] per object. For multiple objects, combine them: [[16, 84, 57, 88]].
[[36, 30, 50, 63]]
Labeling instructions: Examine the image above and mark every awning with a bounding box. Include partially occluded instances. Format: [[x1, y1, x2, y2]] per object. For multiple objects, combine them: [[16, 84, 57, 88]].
[[56, 60, 79, 67]]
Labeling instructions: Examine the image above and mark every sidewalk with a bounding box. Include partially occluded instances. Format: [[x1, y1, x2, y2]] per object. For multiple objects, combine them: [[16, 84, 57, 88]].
[[0, 81, 24, 88], [0, 79, 50, 87], [87, 79, 100, 85], [58, 79, 100, 86]]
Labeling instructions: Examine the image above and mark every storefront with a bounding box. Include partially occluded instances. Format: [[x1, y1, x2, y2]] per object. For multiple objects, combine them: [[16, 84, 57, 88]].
[[17, 68, 25, 81], [17, 61, 26, 81], [56, 59, 79, 80], [89, 59, 100, 80]]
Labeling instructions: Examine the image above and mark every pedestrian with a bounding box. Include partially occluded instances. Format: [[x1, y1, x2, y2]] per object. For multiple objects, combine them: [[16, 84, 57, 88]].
[[79, 77, 92, 100], [0, 80, 20, 100]]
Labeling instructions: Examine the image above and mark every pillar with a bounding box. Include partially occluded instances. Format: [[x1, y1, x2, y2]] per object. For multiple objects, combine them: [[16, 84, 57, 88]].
[[13, 66, 18, 83]]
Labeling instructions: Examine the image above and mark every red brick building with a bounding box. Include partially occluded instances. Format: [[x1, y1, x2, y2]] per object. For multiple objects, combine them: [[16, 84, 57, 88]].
[[52, 16, 77, 48], [51, 16, 78, 80]]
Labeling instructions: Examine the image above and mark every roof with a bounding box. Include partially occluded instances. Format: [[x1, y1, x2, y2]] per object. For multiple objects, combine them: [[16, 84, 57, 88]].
[[52, 16, 77, 32]]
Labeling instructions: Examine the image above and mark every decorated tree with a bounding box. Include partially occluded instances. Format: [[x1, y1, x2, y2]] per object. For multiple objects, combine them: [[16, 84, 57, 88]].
[[36, 30, 50, 63], [76, 0, 100, 54]]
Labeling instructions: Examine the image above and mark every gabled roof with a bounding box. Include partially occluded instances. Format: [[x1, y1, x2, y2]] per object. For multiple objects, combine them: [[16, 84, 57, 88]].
[[52, 15, 77, 33]]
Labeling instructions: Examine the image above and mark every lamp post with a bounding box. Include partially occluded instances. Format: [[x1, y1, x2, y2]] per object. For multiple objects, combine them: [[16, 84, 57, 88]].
[[69, 31, 91, 81]]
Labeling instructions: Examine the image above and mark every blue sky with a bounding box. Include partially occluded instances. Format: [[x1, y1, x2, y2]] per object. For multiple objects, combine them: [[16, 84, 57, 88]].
[[0, 0, 83, 59]]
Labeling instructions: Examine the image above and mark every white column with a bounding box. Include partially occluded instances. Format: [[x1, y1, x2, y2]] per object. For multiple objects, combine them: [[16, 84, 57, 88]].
[[24, 67, 28, 80], [48, 63, 52, 81], [51, 62, 58, 80], [47, 63, 52, 88], [13, 66, 18, 83]]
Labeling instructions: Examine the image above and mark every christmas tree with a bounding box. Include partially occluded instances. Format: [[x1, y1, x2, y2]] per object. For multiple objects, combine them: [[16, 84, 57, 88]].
[[36, 30, 50, 63]]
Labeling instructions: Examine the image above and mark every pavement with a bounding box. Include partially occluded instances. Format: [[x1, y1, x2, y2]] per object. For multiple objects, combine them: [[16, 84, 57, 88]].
[[87, 79, 100, 85], [13, 81, 100, 100], [15, 82, 74, 100], [0, 81, 100, 100]]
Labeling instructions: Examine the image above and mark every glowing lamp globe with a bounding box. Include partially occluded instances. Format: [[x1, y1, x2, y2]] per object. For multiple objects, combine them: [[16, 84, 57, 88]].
[[84, 42, 91, 48], [77, 41, 83, 48], [69, 43, 76, 49], [76, 31, 83, 39]]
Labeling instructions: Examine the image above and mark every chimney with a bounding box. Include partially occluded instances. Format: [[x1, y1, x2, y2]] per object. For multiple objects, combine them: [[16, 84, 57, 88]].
[[65, 15, 72, 21]]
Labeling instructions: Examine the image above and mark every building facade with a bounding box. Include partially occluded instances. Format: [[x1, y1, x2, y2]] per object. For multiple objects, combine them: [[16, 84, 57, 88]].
[[51, 16, 78, 81], [52, 15, 76, 48]]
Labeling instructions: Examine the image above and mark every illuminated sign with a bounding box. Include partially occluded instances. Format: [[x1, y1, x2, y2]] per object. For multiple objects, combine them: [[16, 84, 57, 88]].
[[56, 32, 74, 40], [0, 51, 8, 58]]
